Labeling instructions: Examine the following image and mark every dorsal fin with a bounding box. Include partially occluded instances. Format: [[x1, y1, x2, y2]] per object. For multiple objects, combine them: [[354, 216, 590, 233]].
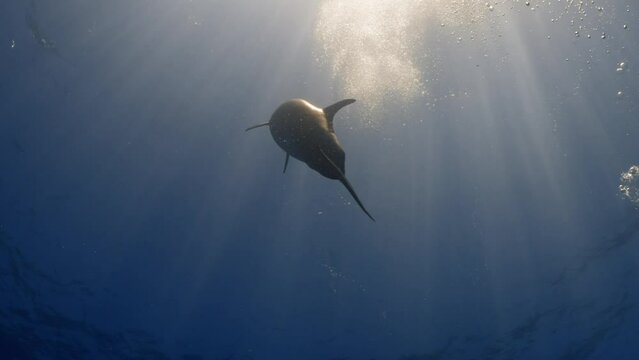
[[323, 99, 356, 131]]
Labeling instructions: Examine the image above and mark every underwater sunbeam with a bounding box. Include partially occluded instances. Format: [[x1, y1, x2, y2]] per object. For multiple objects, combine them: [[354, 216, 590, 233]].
[[313, 0, 492, 123]]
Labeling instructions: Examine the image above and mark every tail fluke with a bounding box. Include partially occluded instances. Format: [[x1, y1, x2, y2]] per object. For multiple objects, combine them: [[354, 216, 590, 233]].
[[338, 177, 376, 222], [320, 149, 375, 222]]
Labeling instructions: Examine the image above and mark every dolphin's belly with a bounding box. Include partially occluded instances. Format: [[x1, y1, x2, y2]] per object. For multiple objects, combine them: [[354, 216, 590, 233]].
[[269, 102, 327, 160], [270, 123, 316, 161], [268, 99, 346, 180]]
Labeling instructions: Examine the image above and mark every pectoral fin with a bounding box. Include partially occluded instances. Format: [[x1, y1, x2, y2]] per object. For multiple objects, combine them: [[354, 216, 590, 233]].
[[319, 149, 375, 222], [283, 153, 290, 173], [245, 122, 270, 131]]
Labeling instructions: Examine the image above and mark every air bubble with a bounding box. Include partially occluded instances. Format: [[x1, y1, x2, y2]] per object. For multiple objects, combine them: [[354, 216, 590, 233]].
[[620, 166, 639, 203], [616, 61, 627, 72]]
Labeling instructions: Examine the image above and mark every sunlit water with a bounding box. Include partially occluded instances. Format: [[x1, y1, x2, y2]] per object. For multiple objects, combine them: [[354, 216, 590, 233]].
[[315, 0, 630, 124], [0, 0, 638, 359]]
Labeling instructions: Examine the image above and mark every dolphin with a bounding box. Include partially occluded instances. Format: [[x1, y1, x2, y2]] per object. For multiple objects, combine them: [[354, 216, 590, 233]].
[[246, 99, 375, 222]]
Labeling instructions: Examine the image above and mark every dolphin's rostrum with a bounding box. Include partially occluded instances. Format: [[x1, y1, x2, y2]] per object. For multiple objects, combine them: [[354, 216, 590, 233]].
[[246, 99, 375, 221]]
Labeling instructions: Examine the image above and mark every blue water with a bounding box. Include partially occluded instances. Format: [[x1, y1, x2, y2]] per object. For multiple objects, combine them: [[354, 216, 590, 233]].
[[1, 0, 638, 359]]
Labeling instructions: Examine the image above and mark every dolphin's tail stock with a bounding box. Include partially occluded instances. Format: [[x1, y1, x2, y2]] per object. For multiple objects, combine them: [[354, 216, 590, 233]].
[[320, 149, 375, 222], [245, 122, 270, 132]]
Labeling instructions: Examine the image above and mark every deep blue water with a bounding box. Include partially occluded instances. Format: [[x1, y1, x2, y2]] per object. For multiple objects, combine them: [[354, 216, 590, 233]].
[[1, 0, 639, 359]]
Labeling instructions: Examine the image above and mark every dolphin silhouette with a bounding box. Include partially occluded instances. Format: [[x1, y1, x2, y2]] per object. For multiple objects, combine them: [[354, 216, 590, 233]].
[[246, 99, 375, 221]]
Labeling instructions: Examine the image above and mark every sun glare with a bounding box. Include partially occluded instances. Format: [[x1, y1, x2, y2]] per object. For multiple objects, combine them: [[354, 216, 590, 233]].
[[314, 0, 617, 124], [315, 0, 424, 119], [314, 0, 491, 121]]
